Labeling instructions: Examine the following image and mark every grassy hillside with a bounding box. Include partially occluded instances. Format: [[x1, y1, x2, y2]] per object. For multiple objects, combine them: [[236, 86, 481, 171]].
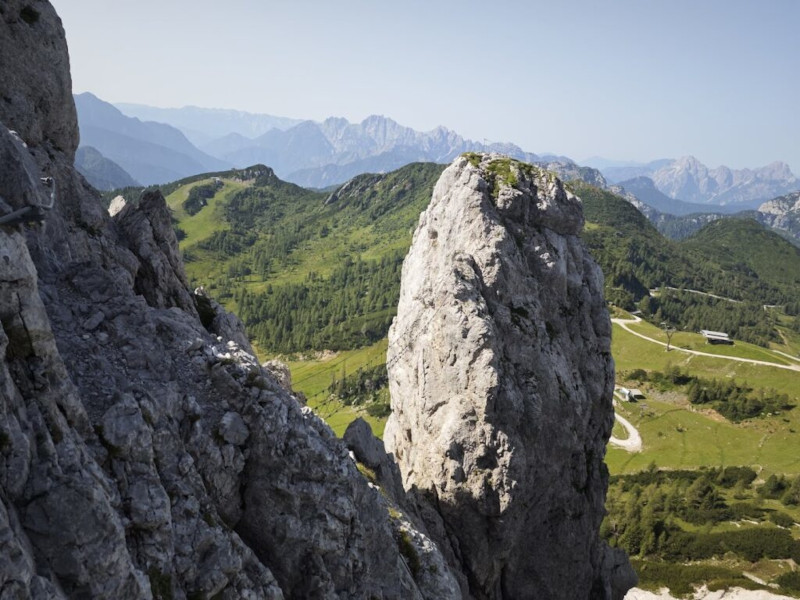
[[574, 182, 799, 346], [156, 160, 800, 595], [609, 318, 800, 475], [161, 163, 442, 350]]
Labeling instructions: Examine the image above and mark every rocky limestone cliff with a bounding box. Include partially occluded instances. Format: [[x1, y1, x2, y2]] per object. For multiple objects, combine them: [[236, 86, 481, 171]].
[[384, 154, 635, 599], [1, 2, 456, 598], [0, 2, 76, 159]]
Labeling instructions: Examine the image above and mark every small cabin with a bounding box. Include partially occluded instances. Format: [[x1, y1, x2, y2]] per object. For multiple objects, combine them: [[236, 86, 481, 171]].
[[618, 387, 645, 402], [700, 330, 733, 345], [626, 388, 645, 401]]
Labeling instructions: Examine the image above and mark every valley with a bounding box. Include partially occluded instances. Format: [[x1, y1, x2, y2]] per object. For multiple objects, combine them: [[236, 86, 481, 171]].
[[123, 157, 800, 597]]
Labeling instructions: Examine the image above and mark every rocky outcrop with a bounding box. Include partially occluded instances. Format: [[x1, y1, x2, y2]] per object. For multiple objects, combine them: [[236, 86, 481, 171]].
[[756, 191, 800, 246], [1, 1, 455, 598], [115, 189, 198, 314], [384, 154, 636, 599], [544, 160, 607, 189], [343, 418, 465, 599], [0, 2, 77, 159]]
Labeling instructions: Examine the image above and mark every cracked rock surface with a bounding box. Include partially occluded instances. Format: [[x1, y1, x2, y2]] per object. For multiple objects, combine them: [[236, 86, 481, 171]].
[[384, 154, 636, 599]]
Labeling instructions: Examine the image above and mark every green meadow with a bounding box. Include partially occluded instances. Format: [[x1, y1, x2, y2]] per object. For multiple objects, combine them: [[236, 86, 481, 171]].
[[609, 314, 800, 476]]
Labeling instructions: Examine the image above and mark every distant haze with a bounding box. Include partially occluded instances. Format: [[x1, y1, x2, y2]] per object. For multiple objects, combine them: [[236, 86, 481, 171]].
[[52, 0, 799, 174]]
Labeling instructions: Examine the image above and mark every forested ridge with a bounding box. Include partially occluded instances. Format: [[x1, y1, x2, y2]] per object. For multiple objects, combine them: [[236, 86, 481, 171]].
[[97, 161, 794, 360], [168, 162, 445, 353], [134, 164, 800, 354], [572, 182, 800, 345]]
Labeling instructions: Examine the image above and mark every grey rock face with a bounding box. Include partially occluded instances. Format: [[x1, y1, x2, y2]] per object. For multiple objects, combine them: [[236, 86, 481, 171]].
[[107, 195, 127, 217], [114, 189, 198, 314], [344, 418, 465, 600], [384, 154, 635, 599], [262, 359, 293, 392], [0, 1, 77, 159], [543, 160, 608, 188], [1, 2, 453, 598], [0, 127, 53, 215]]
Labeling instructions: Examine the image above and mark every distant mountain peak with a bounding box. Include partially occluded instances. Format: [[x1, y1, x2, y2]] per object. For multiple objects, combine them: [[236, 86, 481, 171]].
[[192, 112, 546, 188], [598, 155, 798, 207], [75, 94, 230, 185]]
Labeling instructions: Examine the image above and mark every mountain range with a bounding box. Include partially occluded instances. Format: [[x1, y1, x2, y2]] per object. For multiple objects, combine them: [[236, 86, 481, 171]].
[[600, 156, 798, 208], [143, 109, 542, 188], [611, 176, 741, 216], [606, 178, 800, 246], [74, 94, 799, 213], [115, 102, 304, 145], [74, 145, 139, 190], [74, 92, 229, 185]]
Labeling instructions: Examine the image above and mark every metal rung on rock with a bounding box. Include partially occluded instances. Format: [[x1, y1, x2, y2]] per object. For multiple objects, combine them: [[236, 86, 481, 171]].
[[0, 177, 56, 227]]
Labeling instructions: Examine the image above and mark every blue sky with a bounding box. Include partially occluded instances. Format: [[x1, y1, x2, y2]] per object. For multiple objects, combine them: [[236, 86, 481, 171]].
[[52, 0, 799, 172]]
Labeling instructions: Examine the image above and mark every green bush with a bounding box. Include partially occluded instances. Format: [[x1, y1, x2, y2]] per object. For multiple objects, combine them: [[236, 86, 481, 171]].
[[729, 502, 764, 520], [183, 181, 222, 216], [760, 474, 788, 499], [366, 402, 391, 418], [717, 466, 757, 488], [628, 368, 648, 381], [631, 559, 756, 597], [661, 528, 798, 563], [777, 570, 800, 592], [396, 530, 421, 577], [782, 474, 800, 506], [688, 379, 792, 422], [769, 511, 796, 528]]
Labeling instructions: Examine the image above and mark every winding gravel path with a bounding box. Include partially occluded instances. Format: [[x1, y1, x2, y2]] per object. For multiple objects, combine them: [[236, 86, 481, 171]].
[[611, 315, 800, 372], [609, 409, 643, 452]]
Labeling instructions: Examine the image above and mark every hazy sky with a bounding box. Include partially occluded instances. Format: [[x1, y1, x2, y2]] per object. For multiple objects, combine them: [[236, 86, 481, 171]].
[[52, 0, 799, 172]]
